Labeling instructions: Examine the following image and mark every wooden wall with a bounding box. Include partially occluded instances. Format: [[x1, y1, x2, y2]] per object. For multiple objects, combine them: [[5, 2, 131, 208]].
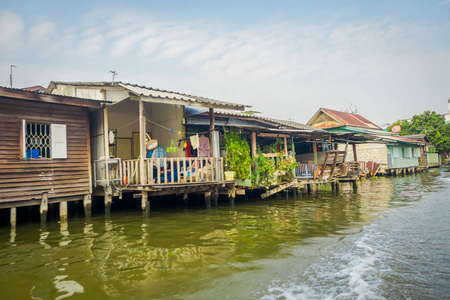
[[0, 97, 91, 208]]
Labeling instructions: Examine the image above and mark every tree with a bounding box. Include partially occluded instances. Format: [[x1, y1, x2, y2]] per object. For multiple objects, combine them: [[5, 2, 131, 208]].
[[388, 111, 450, 154]]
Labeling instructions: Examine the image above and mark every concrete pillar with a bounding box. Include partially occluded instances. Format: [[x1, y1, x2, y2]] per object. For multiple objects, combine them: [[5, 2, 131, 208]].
[[60, 201, 68, 222], [205, 192, 212, 209], [40, 193, 48, 222], [83, 194, 92, 217], [10, 207, 16, 227]]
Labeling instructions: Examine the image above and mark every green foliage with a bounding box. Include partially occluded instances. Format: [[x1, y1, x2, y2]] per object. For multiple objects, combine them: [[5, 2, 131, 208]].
[[251, 140, 299, 187], [388, 111, 450, 153], [251, 148, 276, 187], [223, 128, 251, 180]]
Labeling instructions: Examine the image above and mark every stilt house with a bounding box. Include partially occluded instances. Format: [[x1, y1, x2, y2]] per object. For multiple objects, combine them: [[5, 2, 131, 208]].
[[47, 82, 249, 206], [307, 108, 429, 175], [0, 87, 104, 211]]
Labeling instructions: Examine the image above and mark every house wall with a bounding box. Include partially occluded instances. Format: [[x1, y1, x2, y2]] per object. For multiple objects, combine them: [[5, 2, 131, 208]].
[[337, 143, 389, 172], [386, 145, 420, 169], [427, 153, 441, 166], [106, 99, 185, 159], [0, 97, 91, 207]]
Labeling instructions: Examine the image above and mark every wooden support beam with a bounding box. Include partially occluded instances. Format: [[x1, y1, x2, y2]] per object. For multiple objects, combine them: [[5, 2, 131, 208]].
[[205, 192, 212, 209], [139, 98, 146, 184], [83, 194, 92, 217], [40, 193, 48, 222], [212, 189, 219, 207], [209, 108, 215, 155], [10, 207, 16, 227], [252, 132, 257, 157], [60, 201, 68, 222], [313, 141, 318, 164], [352, 143, 358, 162], [104, 186, 112, 212], [183, 193, 188, 205]]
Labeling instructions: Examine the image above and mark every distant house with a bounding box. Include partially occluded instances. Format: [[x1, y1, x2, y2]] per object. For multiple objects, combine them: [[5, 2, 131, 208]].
[[307, 108, 428, 175], [0, 86, 104, 215], [22, 85, 46, 93]]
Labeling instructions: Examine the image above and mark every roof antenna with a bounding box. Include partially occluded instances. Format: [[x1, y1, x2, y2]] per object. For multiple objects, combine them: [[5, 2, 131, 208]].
[[10, 65, 17, 88], [109, 70, 118, 86]]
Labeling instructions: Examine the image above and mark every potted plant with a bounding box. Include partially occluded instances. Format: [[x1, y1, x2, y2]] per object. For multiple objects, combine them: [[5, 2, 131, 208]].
[[223, 128, 251, 181]]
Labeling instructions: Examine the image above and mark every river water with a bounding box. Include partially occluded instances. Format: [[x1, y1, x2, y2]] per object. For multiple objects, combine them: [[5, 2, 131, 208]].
[[0, 168, 449, 299]]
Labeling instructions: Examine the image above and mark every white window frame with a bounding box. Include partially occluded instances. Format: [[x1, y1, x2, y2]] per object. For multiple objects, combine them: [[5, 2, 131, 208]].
[[22, 120, 67, 159]]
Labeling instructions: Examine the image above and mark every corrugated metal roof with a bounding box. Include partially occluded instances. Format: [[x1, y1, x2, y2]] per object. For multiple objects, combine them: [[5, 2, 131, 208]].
[[322, 108, 381, 129], [209, 109, 329, 132], [0, 86, 110, 106], [120, 83, 249, 110], [47, 81, 249, 110]]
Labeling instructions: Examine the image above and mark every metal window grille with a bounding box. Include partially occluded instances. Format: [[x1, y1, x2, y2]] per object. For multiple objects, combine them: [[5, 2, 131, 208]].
[[26, 123, 50, 158]]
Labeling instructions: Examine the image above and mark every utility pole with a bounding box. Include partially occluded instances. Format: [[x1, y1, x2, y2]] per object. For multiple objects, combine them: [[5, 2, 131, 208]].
[[109, 70, 118, 85], [10, 65, 17, 88]]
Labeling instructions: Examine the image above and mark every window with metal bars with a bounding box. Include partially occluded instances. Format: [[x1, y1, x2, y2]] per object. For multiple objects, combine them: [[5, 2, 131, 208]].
[[25, 123, 51, 158]]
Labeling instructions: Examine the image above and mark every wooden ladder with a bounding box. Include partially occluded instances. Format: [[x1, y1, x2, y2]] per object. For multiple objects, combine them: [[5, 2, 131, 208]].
[[319, 150, 347, 180]]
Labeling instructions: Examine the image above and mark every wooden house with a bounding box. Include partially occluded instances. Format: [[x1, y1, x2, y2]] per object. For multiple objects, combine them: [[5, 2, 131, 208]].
[[47, 82, 249, 209], [186, 109, 364, 197], [307, 108, 429, 175], [0, 87, 105, 224]]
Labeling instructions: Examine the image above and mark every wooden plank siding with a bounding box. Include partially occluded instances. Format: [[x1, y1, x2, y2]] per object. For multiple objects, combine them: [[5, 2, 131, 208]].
[[0, 97, 91, 206]]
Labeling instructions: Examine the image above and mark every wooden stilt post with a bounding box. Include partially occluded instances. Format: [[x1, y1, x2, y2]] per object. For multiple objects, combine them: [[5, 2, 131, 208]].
[[352, 180, 358, 192], [40, 193, 48, 222], [212, 189, 219, 207], [336, 181, 340, 194], [307, 183, 311, 194], [141, 192, 150, 217], [10, 207, 16, 227], [228, 187, 236, 205], [60, 201, 68, 222], [205, 192, 212, 209], [104, 186, 112, 213], [83, 194, 92, 217], [139, 98, 146, 185], [183, 193, 189, 206]]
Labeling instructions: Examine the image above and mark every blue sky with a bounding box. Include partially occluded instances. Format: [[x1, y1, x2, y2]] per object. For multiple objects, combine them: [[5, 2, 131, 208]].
[[1, 0, 449, 126]]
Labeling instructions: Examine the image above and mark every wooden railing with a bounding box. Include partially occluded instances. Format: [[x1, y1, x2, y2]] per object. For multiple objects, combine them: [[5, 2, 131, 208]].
[[121, 157, 224, 185]]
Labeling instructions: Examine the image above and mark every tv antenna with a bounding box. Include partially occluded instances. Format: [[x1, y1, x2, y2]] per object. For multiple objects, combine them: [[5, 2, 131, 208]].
[[109, 70, 118, 85], [10, 65, 17, 88]]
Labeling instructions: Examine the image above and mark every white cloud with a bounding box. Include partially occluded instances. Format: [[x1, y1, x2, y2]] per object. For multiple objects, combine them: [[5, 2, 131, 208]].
[[0, 11, 24, 51], [29, 21, 56, 47], [1, 7, 449, 125]]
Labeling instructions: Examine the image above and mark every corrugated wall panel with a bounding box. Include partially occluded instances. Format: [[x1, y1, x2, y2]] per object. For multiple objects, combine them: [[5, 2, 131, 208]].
[[0, 98, 91, 205]]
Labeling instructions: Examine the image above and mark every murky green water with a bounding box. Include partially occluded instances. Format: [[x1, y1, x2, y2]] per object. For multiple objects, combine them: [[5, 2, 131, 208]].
[[1, 168, 449, 299]]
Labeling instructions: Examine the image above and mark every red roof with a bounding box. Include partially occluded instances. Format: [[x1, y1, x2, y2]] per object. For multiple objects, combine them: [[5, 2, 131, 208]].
[[322, 108, 381, 129], [22, 85, 46, 92]]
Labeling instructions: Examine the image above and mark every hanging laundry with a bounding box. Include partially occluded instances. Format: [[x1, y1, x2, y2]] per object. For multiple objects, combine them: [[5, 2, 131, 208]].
[[190, 134, 199, 149], [185, 141, 194, 157], [198, 135, 211, 157]]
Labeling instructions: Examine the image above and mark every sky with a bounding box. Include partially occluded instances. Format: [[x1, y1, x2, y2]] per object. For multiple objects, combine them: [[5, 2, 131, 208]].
[[1, 0, 449, 126]]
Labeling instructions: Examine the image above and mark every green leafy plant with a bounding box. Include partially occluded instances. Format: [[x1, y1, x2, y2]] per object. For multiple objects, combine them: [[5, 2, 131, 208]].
[[251, 148, 276, 187], [223, 128, 251, 180]]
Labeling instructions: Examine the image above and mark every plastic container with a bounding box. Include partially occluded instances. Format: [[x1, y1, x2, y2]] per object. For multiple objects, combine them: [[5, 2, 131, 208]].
[[224, 171, 235, 181]]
